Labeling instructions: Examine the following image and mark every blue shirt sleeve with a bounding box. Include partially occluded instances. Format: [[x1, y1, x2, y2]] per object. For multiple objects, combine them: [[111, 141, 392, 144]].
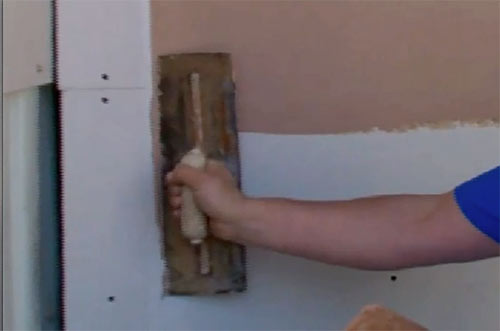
[[454, 166, 500, 243]]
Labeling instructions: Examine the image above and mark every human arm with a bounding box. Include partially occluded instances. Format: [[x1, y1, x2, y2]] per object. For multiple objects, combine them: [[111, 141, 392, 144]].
[[166, 162, 499, 270]]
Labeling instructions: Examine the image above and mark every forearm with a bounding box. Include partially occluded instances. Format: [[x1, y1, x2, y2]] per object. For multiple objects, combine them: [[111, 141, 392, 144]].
[[169, 162, 498, 269], [229, 194, 447, 270]]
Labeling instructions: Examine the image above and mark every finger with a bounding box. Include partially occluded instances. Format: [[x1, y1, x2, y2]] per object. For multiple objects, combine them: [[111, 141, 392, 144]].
[[169, 196, 182, 208], [168, 185, 181, 196], [165, 172, 173, 185], [170, 164, 208, 189]]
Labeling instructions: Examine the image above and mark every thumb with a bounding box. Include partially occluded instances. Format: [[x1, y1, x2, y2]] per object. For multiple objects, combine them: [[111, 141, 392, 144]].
[[170, 164, 208, 189]]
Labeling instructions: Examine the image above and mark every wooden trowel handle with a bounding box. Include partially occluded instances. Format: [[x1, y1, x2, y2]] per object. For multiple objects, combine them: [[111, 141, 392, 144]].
[[179, 148, 207, 244]]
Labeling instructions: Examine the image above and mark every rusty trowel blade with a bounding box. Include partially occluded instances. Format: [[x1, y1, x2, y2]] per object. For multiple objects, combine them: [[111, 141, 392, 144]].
[[157, 53, 246, 295]]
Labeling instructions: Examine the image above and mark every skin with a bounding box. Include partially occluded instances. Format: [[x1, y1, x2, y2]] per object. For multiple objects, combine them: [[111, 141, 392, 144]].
[[166, 161, 499, 270]]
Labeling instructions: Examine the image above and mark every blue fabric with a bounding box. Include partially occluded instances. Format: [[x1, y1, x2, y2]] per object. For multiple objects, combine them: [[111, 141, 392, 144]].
[[454, 166, 500, 243]]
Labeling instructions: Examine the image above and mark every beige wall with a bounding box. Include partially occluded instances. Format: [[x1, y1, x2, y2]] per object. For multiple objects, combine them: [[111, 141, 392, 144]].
[[3, 0, 52, 93], [152, 1, 499, 134]]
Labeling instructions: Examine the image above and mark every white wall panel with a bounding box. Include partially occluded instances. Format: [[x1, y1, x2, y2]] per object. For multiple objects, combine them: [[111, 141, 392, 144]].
[[63, 106, 500, 329], [57, 0, 149, 89], [62, 89, 158, 330], [59, 0, 500, 329], [3, 0, 52, 93], [241, 127, 500, 199]]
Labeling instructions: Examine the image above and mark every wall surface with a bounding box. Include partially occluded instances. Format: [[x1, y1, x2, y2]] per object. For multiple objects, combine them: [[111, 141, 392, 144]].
[[3, 1, 55, 329], [152, 1, 499, 134], [3, 88, 42, 330], [3, 0, 52, 93], [3, 85, 60, 330], [60, 1, 499, 330]]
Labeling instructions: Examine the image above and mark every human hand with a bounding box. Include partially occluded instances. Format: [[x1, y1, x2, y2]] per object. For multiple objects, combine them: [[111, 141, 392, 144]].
[[165, 160, 246, 240]]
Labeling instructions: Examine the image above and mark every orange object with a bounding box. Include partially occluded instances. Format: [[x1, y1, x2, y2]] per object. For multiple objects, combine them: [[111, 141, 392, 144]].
[[345, 305, 427, 331]]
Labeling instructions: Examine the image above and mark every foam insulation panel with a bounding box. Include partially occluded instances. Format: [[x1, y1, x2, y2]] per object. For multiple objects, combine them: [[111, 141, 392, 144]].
[[57, 0, 150, 89], [60, 1, 500, 329], [62, 102, 500, 329]]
